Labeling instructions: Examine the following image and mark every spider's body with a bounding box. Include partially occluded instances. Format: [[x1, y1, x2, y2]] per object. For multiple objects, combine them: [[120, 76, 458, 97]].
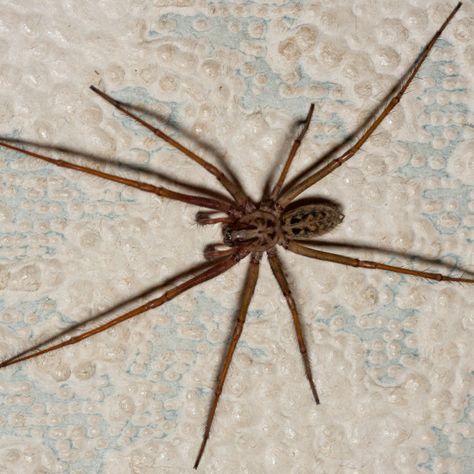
[[222, 202, 344, 252], [0, 3, 470, 470]]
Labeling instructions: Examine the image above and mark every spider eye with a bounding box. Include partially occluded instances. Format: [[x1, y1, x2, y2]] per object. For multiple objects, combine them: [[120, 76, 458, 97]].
[[223, 226, 233, 246]]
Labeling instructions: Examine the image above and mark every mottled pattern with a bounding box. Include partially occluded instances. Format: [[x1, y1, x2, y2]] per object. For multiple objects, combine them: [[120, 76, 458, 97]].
[[281, 203, 344, 239], [0, 1, 473, 473], [224, 210, 279, 251]]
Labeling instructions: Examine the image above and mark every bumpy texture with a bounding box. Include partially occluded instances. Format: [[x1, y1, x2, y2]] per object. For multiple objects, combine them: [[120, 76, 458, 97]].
[[0, 1, 473, 473]]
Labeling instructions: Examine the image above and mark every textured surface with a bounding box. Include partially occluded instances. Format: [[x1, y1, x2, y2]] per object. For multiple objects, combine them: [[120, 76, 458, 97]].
[[0, 1, 473, 473]]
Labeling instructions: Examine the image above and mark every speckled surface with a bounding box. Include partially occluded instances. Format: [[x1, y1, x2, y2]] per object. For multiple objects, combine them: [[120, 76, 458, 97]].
[[0, 1, 473, 473]]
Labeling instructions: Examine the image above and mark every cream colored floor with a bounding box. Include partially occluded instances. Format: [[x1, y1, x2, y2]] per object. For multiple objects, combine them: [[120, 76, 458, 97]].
[[0, 1, 473, 473]]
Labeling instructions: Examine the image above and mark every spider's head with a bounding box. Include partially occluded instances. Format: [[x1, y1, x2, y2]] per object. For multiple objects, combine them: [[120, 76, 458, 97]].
[[222, 210, 280, 251]]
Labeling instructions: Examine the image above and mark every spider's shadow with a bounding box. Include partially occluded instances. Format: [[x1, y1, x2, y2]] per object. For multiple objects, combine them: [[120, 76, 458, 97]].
[[124, 101, 244, 196], [1, 258, 217, 367], [0, 93, 249, 205], [3, 233, 472, 369], [1, 49, 472, 369], [298, 238, 474, 279], [0, 135, 233, 203], [0, 58, 414, 207], [265, 47, 428, 199]]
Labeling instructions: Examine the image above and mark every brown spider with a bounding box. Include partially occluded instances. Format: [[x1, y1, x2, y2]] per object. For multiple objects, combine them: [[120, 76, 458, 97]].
[[0, 2, 471, 469]]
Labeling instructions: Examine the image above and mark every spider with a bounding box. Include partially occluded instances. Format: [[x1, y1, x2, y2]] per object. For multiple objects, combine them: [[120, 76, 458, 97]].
[[0, 2, 471, 469]]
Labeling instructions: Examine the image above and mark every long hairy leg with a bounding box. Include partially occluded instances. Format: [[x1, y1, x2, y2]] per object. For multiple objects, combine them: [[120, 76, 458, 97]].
[[0, 255, 241, 369], [294, 239, 474, 278], [0, 141, 234, 212], [270, 103, 315, 200], [288, 241, 474, 284], [278, 2, 462, 208], [90, 86, 249, 208], [267, 250, 320, 405], [194, 253, 261, 469]]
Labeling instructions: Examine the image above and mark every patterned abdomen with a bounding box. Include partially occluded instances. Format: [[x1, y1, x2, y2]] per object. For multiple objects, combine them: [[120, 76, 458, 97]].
[[281, 204, 344, 240]]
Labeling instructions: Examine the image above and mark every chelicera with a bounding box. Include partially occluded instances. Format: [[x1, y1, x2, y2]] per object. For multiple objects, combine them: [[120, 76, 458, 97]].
[[0, 3, 471, 469]]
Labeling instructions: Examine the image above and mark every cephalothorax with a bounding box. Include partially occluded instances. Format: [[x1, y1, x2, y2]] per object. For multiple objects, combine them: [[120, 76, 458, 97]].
[[0, 3, 471, 470]]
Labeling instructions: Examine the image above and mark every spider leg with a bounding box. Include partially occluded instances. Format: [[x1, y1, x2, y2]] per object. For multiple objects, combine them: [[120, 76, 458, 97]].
[[196, 211, 233, 225], [270, 103, 315, 200], [295, 239, 474, 278], [90, 86, 250, 208], [288, 241, 474, 284], [0, 254, 241, 369], [204, 243, 240, 260], [278, 2, 462, 208], [194, 253, 261, 469], [267, 250, 320, 405], [0, 141, 233, 212]]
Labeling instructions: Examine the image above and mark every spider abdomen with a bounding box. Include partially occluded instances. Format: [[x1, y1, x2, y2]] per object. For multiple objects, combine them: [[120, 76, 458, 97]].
[[281, 204, 343, 240]]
